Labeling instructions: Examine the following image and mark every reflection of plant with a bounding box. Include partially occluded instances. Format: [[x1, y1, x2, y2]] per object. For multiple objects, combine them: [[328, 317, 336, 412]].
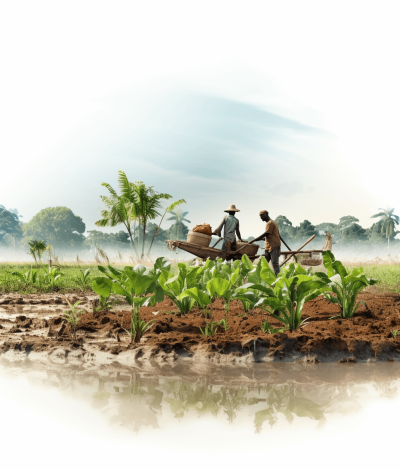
[[254, 384, 325, 433], [110, 374, 162, 433]]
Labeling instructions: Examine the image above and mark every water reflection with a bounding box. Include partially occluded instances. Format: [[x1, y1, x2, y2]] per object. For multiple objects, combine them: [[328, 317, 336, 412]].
[[1, 359, 400, 435]]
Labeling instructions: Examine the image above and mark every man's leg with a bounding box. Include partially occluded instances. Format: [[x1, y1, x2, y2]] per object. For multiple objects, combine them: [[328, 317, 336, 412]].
[[221, 239, 230, 260], [264, 250, 272, 263], [270, 247, 281, 276]]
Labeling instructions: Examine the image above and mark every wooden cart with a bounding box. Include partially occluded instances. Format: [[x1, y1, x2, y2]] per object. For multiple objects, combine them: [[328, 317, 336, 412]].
[[166, 233, 332, 266]]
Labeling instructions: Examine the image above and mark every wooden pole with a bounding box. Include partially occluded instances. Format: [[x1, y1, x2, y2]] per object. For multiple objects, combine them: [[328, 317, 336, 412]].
[[279, 235, 316, 268]]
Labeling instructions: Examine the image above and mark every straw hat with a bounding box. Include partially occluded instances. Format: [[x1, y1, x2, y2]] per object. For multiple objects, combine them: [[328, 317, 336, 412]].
[[224, 204, 240, 212]]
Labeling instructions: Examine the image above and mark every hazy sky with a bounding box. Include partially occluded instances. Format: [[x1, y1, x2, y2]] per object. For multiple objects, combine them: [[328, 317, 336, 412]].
[[1, 0, 399, 238]]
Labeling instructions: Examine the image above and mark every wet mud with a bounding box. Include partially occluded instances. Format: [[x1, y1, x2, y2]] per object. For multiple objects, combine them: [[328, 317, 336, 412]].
[[1, 292, 400, 365]]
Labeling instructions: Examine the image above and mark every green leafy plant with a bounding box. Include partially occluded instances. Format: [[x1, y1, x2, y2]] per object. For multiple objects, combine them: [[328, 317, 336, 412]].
[[159, 263, 202, 313], [200, 320, 220, 337], [74, 268, 91, 290], [392, 330, 399, 339], [124, 297, 155, 343], [322, 250, 377, 319], [91, 260, 168, 342], [12, 268, 39, 286], [261, 318, 286, 334], [64, 299, 85, 340], [43, 267, 64, 290], [95, 295, 114, 312], [254, 258, 331, 332]]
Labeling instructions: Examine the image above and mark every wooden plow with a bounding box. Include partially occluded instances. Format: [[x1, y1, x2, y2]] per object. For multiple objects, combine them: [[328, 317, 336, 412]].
[[166, 232, 332, 265]]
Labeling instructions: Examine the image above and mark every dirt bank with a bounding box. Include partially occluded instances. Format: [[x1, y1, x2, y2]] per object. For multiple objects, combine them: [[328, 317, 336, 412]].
[[1, 292, 400, 365]]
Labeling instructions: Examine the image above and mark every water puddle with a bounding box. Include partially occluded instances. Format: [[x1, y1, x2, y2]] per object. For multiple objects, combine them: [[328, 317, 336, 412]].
[[1, 360, 399, 468]]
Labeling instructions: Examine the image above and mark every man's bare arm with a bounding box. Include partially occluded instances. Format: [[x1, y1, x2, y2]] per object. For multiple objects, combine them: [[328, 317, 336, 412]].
[[235, 224, 242, 241], [249, 231, 268, 243], [212, 217, 225, 236]]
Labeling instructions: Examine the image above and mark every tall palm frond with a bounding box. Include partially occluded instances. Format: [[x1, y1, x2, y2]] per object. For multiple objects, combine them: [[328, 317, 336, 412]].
[[371, 207, 399, 254]]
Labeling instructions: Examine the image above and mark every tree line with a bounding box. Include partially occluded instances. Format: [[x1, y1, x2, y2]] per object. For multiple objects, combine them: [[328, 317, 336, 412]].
[[263, 209, 399, 253], [0, 172, 189, 257], [1, 178, 399, 256]]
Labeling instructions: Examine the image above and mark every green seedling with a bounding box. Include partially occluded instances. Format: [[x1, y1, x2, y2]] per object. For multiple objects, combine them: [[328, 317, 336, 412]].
[[392, 330, 399, 339], [200, 320, 220, 337], [218, 318, 230, 332], [95, 295, 113, 312], [64, 299, 85, 340], [322, 251, 377, 319], [123, 297, 155, 343], [12, 268, 39, 286], [43, 267, 63, 290], [75, 268, 91, 290], [261, 318, 286, 334]]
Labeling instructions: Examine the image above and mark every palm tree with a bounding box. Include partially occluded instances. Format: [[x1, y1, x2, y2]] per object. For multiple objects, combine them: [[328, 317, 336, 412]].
[[117, 172, 175, 258], [95, 185, 140, 258], [28, 239, 47, 264], [147, 199, 186, 255], [96, 171, 185, 258], [371, 208, 399, 254], [167, 209, 191, 240]]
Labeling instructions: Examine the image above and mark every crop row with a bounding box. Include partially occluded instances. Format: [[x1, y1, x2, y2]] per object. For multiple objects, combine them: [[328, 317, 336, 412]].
[[91, 251, 377, 342]]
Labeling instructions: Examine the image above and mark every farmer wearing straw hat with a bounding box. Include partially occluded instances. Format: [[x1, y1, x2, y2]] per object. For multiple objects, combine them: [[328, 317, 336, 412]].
[[250, 210, 281, 275], [212, 204, 242, 259]]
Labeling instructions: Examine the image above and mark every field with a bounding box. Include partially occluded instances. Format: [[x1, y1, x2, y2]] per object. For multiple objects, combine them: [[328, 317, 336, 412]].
[[0, 254, 400, 364], [1, 261, 400, 294]]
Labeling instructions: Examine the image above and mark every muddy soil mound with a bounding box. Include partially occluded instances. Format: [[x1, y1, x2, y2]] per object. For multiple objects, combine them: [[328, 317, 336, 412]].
[[1, 292, 400, 364]]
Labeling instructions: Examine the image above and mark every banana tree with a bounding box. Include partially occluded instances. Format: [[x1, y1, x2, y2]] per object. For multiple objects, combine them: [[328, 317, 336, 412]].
[[322, 250, 377, 318]]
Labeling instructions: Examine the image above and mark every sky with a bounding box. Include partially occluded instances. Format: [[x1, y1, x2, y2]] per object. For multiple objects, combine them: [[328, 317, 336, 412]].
[[1, 0, 399, 239]]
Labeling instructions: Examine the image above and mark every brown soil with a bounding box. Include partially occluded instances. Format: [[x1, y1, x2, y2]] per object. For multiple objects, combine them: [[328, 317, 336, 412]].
[[1, 292, 400, 364]]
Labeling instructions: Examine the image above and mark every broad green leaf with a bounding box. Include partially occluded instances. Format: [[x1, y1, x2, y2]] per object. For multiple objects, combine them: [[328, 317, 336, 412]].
[[134, 264, 147, 276], [154, 257, 171, 272], [332, 260, 348, 279], [180, 288, 211, 307], [206, 278, 230, 297], [260, 257, 277, 285], [132, 274, 155, 296], [92, 277, 113, 298], [240, 254, 254, 274], [229, 268, 240, 287], [106, 265, 123, 279], [296, 280, 329, 303]]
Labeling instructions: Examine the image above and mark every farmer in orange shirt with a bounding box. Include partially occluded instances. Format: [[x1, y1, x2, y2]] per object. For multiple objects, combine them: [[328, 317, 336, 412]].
[[250, 210, 281, 275]]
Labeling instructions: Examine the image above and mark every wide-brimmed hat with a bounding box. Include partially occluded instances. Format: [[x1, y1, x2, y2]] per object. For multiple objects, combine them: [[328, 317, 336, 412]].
[[224, 204, 240, 212]]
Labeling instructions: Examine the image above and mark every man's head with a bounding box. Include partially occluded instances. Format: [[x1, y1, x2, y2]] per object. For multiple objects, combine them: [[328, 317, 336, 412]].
[[224, 204, 240, 215], [259, 210, 270, 222]]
